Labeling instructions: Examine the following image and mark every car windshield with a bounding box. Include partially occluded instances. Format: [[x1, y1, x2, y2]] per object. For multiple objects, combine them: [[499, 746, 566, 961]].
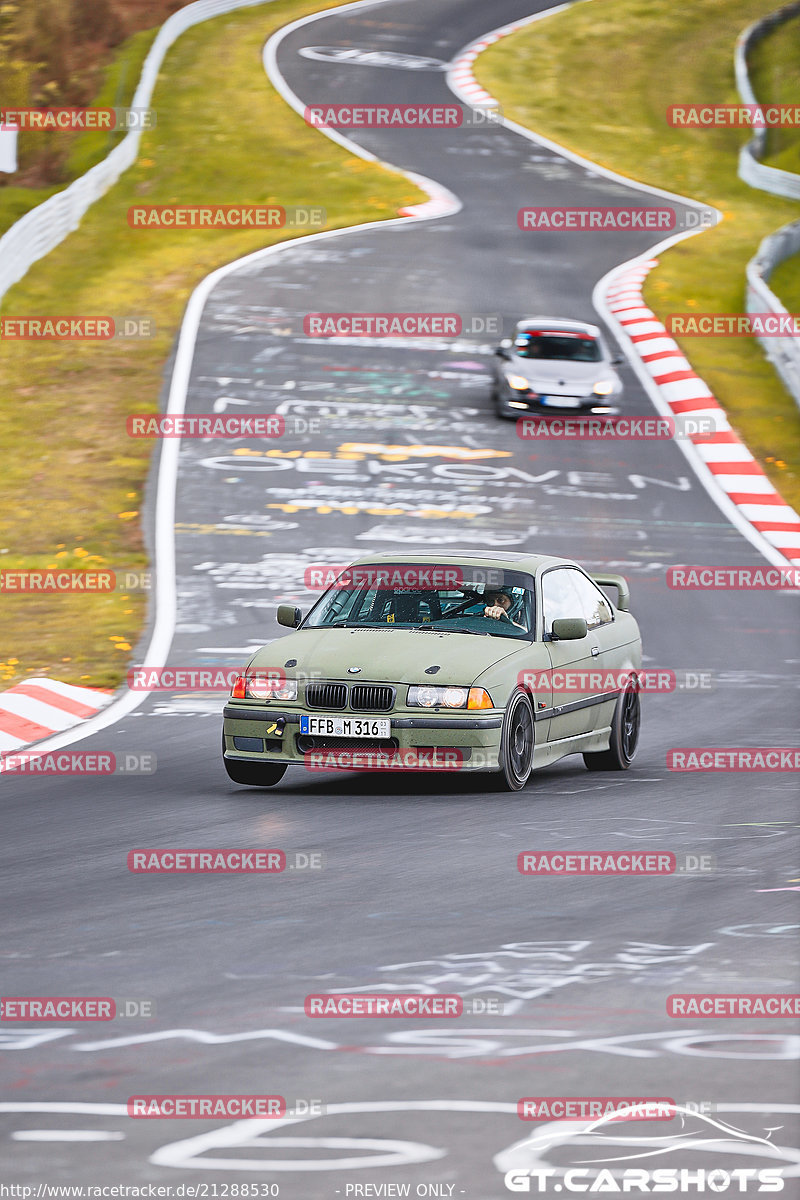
[[303, 565, 535, 639], [515, 332, 602, 363]]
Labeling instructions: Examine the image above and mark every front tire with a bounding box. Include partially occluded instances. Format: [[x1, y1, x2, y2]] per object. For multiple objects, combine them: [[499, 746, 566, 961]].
[[497, 689, 535, 790], [583, 682, 640, 771]]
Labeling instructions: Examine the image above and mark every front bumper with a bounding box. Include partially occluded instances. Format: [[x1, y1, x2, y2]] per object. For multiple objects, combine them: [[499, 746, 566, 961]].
[[222, 703, 503, 772]]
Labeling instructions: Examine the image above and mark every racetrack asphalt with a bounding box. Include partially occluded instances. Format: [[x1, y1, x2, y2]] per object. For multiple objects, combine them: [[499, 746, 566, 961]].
[[1, 0, 798, 1190]]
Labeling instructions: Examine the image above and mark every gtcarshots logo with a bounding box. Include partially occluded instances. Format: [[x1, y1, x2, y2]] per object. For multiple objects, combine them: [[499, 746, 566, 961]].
[[304, 102, 502, 128], [303, 313, 501, 336], [503, 1169, 785, 1192]]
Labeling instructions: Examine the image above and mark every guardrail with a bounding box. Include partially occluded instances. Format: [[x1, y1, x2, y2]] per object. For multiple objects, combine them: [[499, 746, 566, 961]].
[[735, 1, 800, 409], [746, 219, 800, 404], [735, 0, 800, 200], [0, 0, 272, 307]]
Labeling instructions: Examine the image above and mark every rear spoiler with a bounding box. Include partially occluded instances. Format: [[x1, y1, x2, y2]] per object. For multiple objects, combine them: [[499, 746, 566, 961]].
[[591, 573, 630, 612]]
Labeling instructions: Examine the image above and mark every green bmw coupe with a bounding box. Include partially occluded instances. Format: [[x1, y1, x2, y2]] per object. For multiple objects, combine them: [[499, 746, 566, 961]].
[[222, 551, 642, 791]]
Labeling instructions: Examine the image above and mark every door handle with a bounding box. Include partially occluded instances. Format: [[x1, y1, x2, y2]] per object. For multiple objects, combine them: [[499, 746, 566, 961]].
[[591, 646, 600, 657]]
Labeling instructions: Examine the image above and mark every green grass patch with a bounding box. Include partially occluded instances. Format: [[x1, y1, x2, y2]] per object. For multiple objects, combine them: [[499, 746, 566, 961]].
[[0, 0, 424, 691], [0, 28, 159, 236], [475, 0, 800, 513]]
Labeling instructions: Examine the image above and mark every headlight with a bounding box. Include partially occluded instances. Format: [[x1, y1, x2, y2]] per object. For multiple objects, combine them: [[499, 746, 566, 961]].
[[230, 672, 298, 701], [408, 685, 493, 709], [592, 380, 614, 396], [506, 374, 530, 391]]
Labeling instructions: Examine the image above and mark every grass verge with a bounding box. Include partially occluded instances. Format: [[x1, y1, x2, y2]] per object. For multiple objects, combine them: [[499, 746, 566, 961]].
[[0, 0, 424, 690], [475, 0, 800, 512]]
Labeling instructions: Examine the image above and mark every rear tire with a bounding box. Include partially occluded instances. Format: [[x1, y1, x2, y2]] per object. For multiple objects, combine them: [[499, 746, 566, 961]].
[[497, 689, 535, 790], [583, 682, 640, 771], [223, 735, 287, 787]]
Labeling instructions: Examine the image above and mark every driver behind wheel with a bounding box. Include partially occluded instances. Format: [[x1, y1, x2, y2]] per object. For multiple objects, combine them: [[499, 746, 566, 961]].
[[483, 589, 527, 630]]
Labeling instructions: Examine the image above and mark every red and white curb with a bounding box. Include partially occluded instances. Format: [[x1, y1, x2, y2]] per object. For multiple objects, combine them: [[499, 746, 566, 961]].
[[0, 679, 112, 754], [606, 262, 800, 563]]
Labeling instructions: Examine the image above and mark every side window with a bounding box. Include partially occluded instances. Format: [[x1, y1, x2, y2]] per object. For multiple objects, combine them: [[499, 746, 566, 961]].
[[570, 571, 614, 629], [541, 569, 584, 633]]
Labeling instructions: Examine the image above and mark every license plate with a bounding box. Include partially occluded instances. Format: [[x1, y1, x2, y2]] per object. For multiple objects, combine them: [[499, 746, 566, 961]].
[[541, 395, 582, 408], [301, 715, 391, 737]]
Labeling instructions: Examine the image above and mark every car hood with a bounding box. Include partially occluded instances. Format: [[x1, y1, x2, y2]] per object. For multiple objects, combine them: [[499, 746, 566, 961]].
[[509, 356, 614, 390], [247, 627, 522, 686]]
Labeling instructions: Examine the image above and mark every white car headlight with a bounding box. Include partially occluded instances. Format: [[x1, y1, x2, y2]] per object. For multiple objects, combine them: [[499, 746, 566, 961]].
[[592, 379, 615, 396], [247, 674, 298, 701], [506, 374, 530, 391], [408, 685, 469, 708]]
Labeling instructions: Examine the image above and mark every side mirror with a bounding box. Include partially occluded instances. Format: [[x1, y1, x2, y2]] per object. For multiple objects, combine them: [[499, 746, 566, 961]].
[[277, 604, 301, 628], [551, 617, 588, 641], [495, 339, 512, 358], [611, 355, 624, 365]]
